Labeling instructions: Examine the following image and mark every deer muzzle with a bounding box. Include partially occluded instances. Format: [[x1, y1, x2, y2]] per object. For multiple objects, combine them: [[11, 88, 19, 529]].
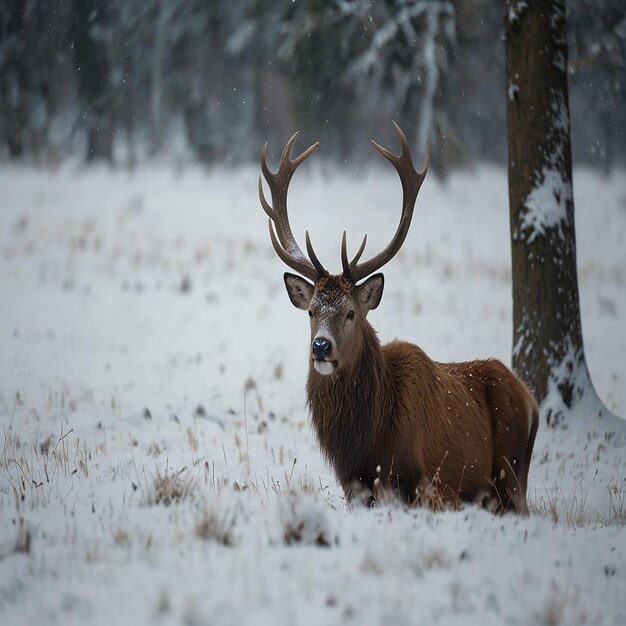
[[311, 335, 337, 375], [312, 337, 332, 360]]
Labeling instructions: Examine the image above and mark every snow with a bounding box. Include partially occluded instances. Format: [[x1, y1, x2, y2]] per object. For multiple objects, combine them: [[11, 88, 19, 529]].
[[1, 162, 625, 625], [550, 88, 570, 134], [507, 1, 528, 25], [520, 166, 572, 242]]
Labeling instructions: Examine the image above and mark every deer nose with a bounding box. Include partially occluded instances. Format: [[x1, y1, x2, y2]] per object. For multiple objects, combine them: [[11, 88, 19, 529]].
[[312, 337, 332, 360]]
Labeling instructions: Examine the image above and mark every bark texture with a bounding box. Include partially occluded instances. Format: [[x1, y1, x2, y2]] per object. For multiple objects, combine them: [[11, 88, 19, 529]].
[[505, 0, 592, 427]]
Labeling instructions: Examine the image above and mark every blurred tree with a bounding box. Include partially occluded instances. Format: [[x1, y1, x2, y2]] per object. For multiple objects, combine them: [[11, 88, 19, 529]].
[[189, 0, 272, 163], [1, 0, 624, 168], [453, 1, 507, 163], [0, 0, 27, 157], [106, 0, 213, 163], [71, 0, 113, 162], [105, 0, 143, 166], [568, 0, 626, 174], [342, 0, 458, 174], [222, 0, 288, 150], [148, 0, 176, 154], [277, 0, 367, 158], [505, 0, 616, 427]]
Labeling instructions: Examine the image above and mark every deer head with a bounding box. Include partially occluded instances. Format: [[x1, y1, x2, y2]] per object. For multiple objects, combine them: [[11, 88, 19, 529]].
[[259, 123, 429, 376]]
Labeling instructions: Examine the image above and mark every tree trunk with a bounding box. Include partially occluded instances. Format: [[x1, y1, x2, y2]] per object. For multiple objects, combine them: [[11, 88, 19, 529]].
[[505, 0, 604, 427]]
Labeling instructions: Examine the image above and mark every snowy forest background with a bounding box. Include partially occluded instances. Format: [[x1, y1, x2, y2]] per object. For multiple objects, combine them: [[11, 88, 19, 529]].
[[1, 0, 625, 172]]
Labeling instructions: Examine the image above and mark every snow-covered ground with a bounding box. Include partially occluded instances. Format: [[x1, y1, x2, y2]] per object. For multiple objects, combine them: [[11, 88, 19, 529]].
[[1, 160, 625, 625]]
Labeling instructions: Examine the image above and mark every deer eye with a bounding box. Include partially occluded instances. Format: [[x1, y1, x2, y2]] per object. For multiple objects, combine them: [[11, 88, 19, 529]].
[[347, 310, 355, 320], [308, 310, 313, 318]]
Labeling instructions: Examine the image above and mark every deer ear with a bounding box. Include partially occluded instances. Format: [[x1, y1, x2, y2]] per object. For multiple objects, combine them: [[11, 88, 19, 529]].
[[284, 273, 314, 310], [357, 273, 384, 313]]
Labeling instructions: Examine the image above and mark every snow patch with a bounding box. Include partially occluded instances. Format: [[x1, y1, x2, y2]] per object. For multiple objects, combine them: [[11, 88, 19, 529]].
[[552, 49, 566, 72], [520, 167, 572, 242], [550, 89, 570, 133], [542, 335, 624, 435], [507, 1, 528, 24], [512, 329, 533, 361], [279, 493, 335, 547]]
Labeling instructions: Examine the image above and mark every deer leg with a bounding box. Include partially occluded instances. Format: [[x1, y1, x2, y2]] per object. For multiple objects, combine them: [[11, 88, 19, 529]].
[[497, 398, 538, 516], [508, 488, 529, 516], [484, 364, 536, 515], [510, 402, 539, 516]]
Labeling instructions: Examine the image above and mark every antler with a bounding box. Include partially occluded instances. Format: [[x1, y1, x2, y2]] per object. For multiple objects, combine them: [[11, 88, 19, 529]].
[[259, 132, 326, 282], [342, 122, 429, 283]]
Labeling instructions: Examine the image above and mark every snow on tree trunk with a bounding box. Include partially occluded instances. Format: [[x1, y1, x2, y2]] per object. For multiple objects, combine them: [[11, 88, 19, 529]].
[[505, 0, 618, 429]]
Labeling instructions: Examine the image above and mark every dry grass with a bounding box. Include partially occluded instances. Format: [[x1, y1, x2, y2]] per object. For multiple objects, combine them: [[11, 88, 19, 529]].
[[412, 465, 456, 512], [359, 457, 458, 512], [195, 508, 236, 546], [143, 466, 197, 506], [1, 421, 89, 505], [529, 475, 626, 528], [601, 477, 626, 527], [281, 494, 334, 547], [14, 514, 31, 554]]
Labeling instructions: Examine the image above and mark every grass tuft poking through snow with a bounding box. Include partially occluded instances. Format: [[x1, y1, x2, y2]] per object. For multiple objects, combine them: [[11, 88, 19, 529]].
[[281, 493, 335, 547], [143, 466, 198, 507], [195, 507, 237, 546]]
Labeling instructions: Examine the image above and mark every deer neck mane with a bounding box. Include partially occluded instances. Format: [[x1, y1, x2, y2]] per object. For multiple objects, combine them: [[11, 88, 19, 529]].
[[306, 321, 390, 486]]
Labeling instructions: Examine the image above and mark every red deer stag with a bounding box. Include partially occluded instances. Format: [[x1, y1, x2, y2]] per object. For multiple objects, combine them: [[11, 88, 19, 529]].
[[258, 123, 538, 514]]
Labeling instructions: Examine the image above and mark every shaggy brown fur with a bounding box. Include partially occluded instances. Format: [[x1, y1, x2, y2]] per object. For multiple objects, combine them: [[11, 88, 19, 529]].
[[307, 315, 539, 514], [260, 125, 537, 513]]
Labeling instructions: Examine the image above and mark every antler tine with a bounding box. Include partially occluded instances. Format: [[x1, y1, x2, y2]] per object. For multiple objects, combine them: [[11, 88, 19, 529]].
[[268, 220, 323, 281], [278, 132, 321, 175], [341, 232, 350, 278], [351, 234, 368, 266], [260, 142, 274, 184], [258, 175, 274, 219], [292, 141, 320, 167], [305, 231, 328, 277], [341, 231, 368, 280], [279, 132, 300, 166], [348, 122, 429, 284], [259, 133, 326, 282]]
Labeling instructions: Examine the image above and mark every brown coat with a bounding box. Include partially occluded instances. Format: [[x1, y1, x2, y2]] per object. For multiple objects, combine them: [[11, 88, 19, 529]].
[[307, 320, 538, 512]]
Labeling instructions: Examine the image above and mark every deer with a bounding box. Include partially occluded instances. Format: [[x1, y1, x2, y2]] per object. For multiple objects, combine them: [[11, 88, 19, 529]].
[[258, 122, 539, 514]]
